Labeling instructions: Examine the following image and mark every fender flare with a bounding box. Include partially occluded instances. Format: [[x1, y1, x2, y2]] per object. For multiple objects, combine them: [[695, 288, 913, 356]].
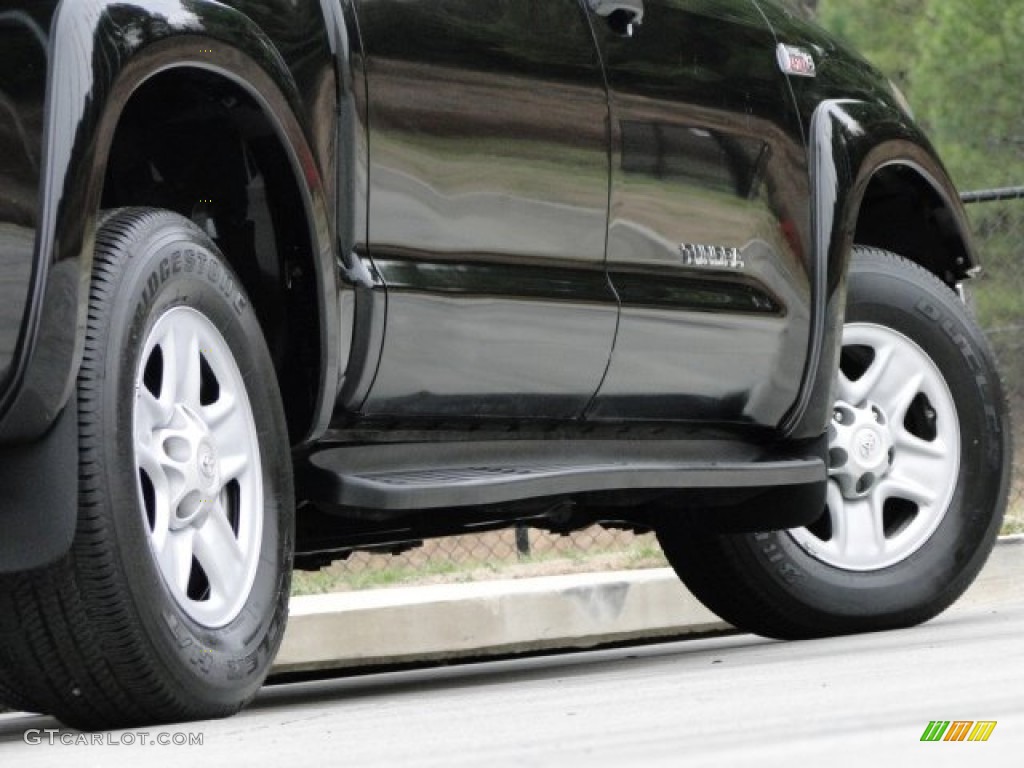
[[782, 98, 975, 439], [0, 0, 341, 445]]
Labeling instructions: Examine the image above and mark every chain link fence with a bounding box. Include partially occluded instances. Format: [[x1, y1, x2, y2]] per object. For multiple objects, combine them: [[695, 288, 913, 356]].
[[297, 191, 1024, 593], [294, 526, 666, 593]]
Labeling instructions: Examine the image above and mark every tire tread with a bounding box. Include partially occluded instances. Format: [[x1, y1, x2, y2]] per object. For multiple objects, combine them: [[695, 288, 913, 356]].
[[0, 209, 268, 728], [657, 246, 1010, 640]]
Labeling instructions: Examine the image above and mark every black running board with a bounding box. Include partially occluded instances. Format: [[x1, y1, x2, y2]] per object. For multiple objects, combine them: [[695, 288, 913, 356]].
[[300, 440, 826, 511]]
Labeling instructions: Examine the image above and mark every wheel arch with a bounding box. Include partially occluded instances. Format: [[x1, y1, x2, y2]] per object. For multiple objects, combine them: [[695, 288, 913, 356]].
[[783, 99, 977, 440], [101, 64, 330, 444], [849, 159, 975, 287], [1, 0, 340, 446]]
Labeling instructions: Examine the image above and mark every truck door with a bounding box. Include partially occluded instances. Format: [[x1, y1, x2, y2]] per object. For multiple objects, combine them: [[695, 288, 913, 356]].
[[586, 0, 813, 429], [354, 0, 617, 421]]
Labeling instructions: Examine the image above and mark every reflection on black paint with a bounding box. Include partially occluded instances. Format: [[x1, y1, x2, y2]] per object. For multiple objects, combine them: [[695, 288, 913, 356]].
[[375, 258, 612, 303], [620, 120, 769, 199], [356, 0, 618, 420], [590, 0, 812, 426], [0, 9, 50, 385], [610, 270, 783, 315]]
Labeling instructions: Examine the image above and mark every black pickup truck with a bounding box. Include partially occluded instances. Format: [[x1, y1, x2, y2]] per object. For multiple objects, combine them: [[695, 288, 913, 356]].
[[0, 0, 1010, 730]]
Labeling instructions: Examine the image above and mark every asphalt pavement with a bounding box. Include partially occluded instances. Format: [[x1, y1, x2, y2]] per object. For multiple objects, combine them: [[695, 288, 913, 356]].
[[1, 591, 1021, 767]]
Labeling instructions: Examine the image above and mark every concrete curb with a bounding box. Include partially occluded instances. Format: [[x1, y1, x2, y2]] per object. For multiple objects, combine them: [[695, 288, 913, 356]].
[[272, 535, 1023, 675]]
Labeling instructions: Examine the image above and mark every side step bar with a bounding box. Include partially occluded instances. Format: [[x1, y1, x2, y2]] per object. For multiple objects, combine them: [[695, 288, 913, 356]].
[[300, 440, 826, 511]]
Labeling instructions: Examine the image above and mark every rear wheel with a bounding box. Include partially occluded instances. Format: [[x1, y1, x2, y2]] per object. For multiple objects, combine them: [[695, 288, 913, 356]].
[[656, 247, 1009, 639], [0, 208, 293, 728]]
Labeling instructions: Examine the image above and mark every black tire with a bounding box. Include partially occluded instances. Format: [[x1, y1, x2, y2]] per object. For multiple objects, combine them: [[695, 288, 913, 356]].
[[0, 209, 294, 729], [656, 246, 1010, 639], [0, 683, 35, 714]]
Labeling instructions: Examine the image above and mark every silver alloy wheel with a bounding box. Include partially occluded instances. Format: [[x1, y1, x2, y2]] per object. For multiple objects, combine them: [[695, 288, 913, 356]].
[[788, 322, 961, 571], [133, 307, 263, 628]]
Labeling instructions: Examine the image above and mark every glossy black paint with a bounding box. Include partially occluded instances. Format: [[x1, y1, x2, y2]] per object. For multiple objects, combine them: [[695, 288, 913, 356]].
[[586, 0, 813, 428], [0, 0, 978, 444], [0, 5, 54, 417], [0, 8, 48, 392], [352, 0, 618, 420], [0, 0, 345, 442], [754, 0, 977, 438], [0, 0, 987, 568], [0, 0, 355, 573]]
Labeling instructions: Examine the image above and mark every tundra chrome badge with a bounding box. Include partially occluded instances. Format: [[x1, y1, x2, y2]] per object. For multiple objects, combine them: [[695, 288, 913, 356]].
[[679, 243, 745, 270], [776, 44, 816, 77]]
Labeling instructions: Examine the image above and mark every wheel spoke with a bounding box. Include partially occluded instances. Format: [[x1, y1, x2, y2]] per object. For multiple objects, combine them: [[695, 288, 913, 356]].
[[835, 370, 858, 405], [219, 452, 249, 484], [135, 442, 173, 531], [893, 426, 948, 460], [155, 326, 179, 408], [208, 398, 249, 451], [824, 480, 846, 536], [136, 388, 171, 435], [878, 372, 924, 425], [173, 326, 203, 410], [865, 354, 919, 415], [835, 493, 886, 563], [891, 427, 952, 496], [838, 342, 895, 405], [135, 439, 166, 482], [156, 528, 196, 596], [193, 505, 246, 600], [202, 391, 238, 432], [878, 473, 938, 508]]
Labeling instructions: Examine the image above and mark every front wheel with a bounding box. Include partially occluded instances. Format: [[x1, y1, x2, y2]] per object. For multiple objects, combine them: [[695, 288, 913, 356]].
[[656, 247, 1010, 639], [0, 209, 294, 728]]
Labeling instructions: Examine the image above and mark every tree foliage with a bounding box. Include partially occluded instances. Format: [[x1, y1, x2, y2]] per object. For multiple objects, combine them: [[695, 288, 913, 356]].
[[818, 0, 1024, 402], [817, 0, 1024, 189], [914, 0, 1024, 188], [818, 0, 925, 95]]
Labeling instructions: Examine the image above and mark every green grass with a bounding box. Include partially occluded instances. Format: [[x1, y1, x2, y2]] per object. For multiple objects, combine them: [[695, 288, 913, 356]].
[[291, 535, 668, 596]]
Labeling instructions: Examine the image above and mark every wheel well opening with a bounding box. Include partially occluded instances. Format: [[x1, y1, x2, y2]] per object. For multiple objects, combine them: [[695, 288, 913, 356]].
[[853, 165, 971, 286], [101, 68, 321, 442]]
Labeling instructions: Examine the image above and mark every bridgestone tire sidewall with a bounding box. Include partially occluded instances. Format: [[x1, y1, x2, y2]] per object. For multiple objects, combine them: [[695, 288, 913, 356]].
[[93, 213, 292, 706], [743, 252, 1008, 624]]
